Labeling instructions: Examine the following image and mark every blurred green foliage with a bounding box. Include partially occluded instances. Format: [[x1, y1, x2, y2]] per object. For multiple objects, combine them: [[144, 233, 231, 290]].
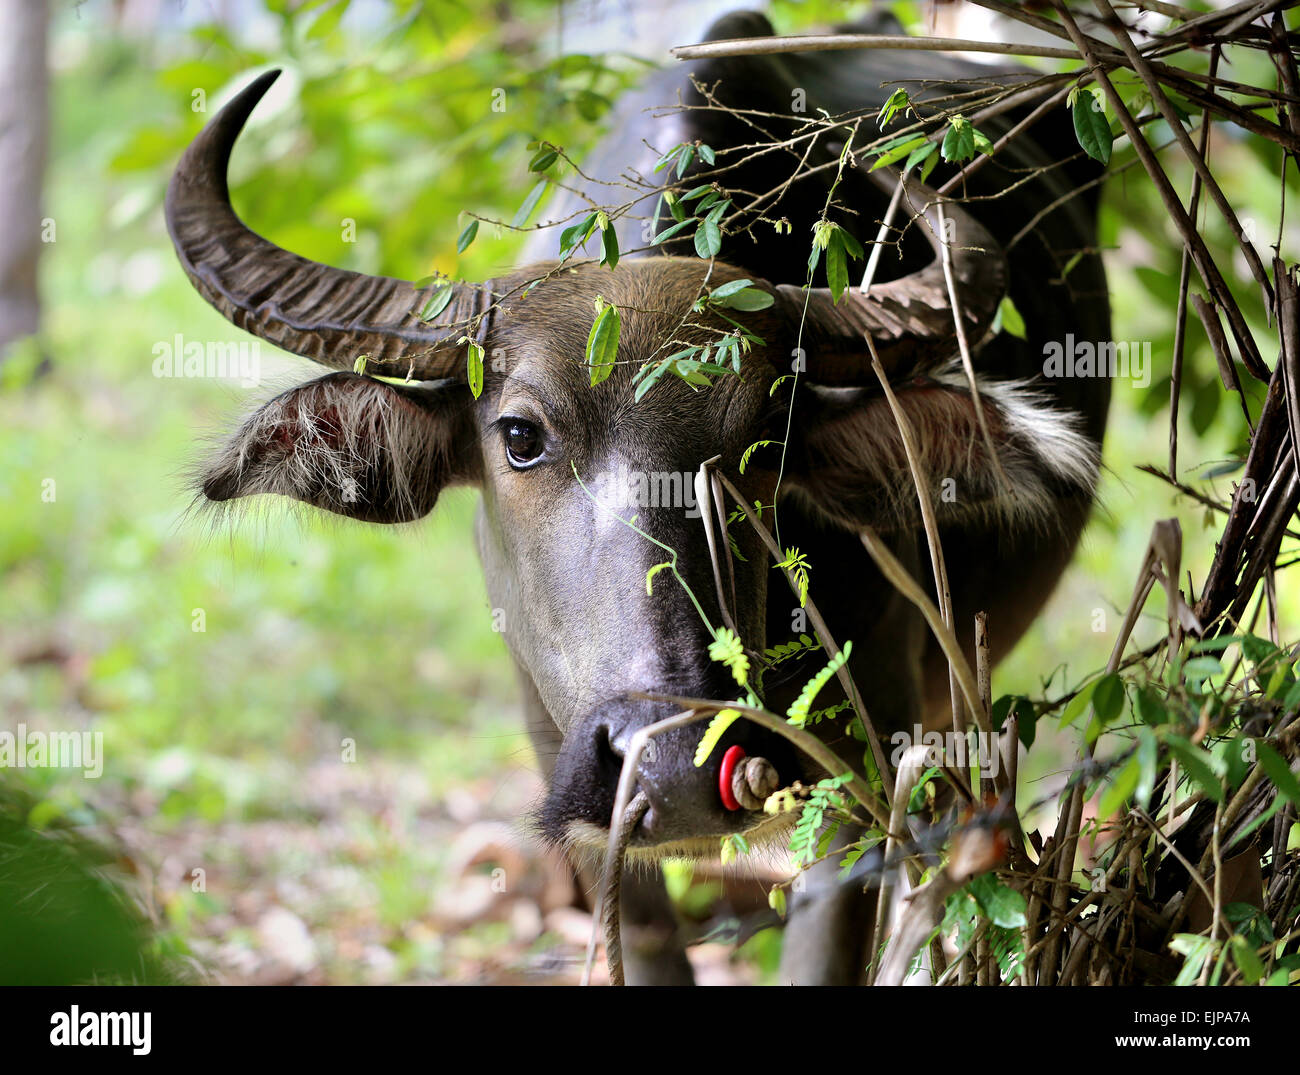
[[0, 787, 166, 984]]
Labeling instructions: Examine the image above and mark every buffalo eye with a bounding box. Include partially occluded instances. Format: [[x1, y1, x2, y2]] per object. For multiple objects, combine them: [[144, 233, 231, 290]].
[[503, 419, 544, 468]]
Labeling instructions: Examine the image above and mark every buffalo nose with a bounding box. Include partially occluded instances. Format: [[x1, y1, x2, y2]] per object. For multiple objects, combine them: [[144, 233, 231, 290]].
[[535, 698, 795, 850], [605, 720, 780, 818]]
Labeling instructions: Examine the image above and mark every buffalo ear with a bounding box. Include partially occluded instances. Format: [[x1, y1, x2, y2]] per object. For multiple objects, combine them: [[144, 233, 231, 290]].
[[785, 377, 1100, 532], [200, 371, 480, 523]]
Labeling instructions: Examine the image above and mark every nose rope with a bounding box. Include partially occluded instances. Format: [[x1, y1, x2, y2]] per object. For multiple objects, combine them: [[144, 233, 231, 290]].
[[602, 789, 650, 987], [602, 754, 779, 985]]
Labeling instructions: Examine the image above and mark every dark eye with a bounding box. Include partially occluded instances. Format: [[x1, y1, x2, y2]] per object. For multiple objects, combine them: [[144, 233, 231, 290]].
[[503, 419, 544, 468]]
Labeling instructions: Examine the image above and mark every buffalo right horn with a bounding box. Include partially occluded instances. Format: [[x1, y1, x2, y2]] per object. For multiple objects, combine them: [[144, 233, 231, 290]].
[[771, 166, 1008, 385]]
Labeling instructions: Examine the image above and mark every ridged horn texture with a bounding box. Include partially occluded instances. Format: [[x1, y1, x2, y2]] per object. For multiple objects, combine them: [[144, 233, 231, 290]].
[[774, 168, 1007, 386], [165, 69, 492, 380]]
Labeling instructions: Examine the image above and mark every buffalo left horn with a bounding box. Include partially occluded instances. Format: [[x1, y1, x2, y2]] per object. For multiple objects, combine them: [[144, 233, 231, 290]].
[[165, 69, 493, 380]]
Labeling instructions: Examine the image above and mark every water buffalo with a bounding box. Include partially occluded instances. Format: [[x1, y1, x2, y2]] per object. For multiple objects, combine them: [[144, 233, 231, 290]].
[[166, 8, 1109, 984]]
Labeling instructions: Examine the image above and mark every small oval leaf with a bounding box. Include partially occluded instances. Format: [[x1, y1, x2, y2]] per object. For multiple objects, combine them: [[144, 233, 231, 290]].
[[586, 303, 621, 386]]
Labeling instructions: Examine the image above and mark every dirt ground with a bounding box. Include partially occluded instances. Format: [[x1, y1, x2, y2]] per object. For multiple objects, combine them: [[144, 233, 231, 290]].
[[104, 754, 786, 986]]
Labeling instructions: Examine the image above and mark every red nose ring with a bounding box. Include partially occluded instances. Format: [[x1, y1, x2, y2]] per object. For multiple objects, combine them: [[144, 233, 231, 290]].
[[719, 745, 746, 811]]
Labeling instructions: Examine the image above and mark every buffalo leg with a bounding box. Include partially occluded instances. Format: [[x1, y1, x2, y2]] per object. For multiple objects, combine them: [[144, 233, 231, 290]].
[[777, 825, 878, 985]]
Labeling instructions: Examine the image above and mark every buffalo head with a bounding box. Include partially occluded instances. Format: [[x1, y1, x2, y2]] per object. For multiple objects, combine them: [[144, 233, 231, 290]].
[[166, 68, 1099, 860]]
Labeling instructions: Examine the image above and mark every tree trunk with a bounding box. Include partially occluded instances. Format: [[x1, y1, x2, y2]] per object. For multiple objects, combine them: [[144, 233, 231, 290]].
[[0, 0, 49, 357]]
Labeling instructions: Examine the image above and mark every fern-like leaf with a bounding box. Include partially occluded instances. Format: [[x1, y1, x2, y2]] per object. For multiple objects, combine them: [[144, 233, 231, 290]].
[[739, 439, 779, 474], [693, 708, 740, 767], [708, 627, 749, 686], [763, 634, 821, 666], [787, 641, 853, 727]]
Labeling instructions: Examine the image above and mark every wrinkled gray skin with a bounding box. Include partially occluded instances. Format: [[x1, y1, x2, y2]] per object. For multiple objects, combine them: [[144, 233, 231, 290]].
[[175, 8, 1110, 985]]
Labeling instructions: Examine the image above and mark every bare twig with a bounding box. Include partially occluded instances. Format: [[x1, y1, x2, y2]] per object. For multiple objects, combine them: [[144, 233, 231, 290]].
[[671, 34, 1085, 62]]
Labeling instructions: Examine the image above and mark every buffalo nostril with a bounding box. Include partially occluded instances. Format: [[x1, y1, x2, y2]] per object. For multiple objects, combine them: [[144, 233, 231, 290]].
[[594, 725, 623, 771]]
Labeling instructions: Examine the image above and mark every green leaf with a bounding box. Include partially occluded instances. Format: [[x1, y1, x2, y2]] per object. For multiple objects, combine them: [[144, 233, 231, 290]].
[[652, 218, 694, 245], [694, 217, 722, 258], [586, 303, 621, 386], [969, 874, 1027, 929], [676, 144, 696, 178], [907, 766, 942, 813], [1072, 90, 1113, 165], [1257, 742, 1300, 810], [1171, 933, 1216, 985], [918, 145, 940, 182], [600, 222, 620, 270], [1229, 935, 1264, 984], [1136, 727, 1158, 806], [1182, 655, 1224, 683], [717, 287, 774, 311], [1222, 735, 1254, 788], [1134, 684, 1168, 726], [994, 295, 1026, 339], [878, 87, 913, 128], [941, 115, 976, 162], [511, 180, 548, 229], [903, 140, 938, 175], [826, 232, 850, 303], [573, 89, 609, 122], [1240, 634, 1281, 665], [871, 135, 927, 171], [528, 146, 558, 172], [653, 145, 683, 173], [456, 219, 479, 254], [776, 546, 812, 607], [1099, 752, 1141, 817], [694, 708, 741, 767], [709, 278, 753, 301], [559, 213, 598, 260], [419, 282, 455, 322], [839, 843, 868, 877], [465, 339, 484, 399], [1264, 664, 1292, 700], [1091, 673, 1125, 724], [1060, 677, 1100, 729], [837, 228, 864, 260], [1165, 734, 1224, 801], [993, 695, 1037, 748], [1190, 634, 1243, 653]]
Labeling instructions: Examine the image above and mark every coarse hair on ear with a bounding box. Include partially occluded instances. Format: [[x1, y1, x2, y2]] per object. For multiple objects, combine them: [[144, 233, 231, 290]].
[[787, 364, 1101, 534], [197, 371, 481, 524]]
